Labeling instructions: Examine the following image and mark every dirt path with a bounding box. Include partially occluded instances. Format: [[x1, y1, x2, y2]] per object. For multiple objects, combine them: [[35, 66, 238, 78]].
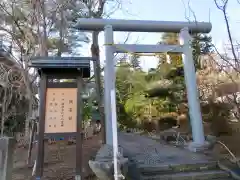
[[11, 131, 240, 180], [12, 135, 102, 180]]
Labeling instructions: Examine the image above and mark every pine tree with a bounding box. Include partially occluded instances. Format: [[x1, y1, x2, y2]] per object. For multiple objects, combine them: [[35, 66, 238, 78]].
[[146, 32, 214, 123], [46, 0, 89, 56], [191, 34, 213, 69], [157, 32, 213, 70]]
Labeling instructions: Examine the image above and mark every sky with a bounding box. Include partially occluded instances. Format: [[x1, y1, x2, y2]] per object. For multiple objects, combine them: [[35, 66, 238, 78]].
[[80, 0, 240, 71]]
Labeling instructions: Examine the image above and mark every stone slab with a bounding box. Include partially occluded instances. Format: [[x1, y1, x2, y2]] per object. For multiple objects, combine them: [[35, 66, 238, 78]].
[[0, 137, 15, 180], [118, 132, 214, 164]]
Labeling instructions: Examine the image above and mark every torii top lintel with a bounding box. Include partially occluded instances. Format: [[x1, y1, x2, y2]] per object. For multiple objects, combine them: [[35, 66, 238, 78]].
[[74, 18, 212, 33]]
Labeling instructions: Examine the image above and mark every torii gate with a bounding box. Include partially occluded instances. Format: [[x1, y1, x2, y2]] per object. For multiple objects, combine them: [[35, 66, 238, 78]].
[[75, 18, 212, 156]]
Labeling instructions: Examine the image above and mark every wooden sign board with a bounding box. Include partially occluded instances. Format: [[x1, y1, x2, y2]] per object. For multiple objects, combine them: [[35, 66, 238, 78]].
[[45, 88, 77, 133]]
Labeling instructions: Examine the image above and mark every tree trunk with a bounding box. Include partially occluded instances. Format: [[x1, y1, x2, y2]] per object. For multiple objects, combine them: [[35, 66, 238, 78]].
[[1, 86, 7, 137], [24, 0, 48, 137], [57, 1, 64, 57], [91, 31, 106, 143]]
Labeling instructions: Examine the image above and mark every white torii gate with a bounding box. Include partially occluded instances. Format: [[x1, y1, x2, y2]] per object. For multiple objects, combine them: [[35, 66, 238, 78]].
[[75, 17, 212, 152], [75, 18, 211, 180]]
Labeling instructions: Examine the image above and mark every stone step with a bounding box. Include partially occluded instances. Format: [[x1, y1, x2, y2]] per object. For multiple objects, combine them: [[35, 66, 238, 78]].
[[139, 170, 231, 180], [138, 161, 218, 175]]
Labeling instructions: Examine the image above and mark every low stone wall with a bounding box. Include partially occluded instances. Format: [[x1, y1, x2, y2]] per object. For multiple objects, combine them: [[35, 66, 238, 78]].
[[0, 137, 15, 180]]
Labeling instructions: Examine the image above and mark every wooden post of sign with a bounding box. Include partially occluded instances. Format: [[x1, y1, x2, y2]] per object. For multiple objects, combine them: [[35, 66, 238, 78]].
[[35, 72, 47, 178], [29, 57, 91, 180], [76, 76, 83, 180]]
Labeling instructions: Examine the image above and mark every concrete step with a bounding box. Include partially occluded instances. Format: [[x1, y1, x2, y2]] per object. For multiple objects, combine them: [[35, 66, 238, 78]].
[[138, 160, 218, 175], [139, 170, 231, 180]]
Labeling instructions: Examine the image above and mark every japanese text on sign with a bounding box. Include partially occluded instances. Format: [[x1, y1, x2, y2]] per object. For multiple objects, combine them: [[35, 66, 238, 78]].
[[44, 88, 77, 133]]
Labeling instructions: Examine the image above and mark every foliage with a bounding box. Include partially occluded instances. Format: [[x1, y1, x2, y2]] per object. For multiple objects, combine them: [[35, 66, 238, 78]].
[[0, 86, 36, 134], [130, 54, 141, 69], [83, 101, 91, 121], [191, 34, 214, 69], [113, 31, 216, 130], [46, 0, 89, 56], [115, 62, 147, 127], [201, 101, 231, 122]]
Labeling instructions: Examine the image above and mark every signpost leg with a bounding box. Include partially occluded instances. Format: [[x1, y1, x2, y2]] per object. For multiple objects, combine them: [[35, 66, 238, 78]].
[[36, 72, 47, 180], [27, 120, 36, 166], [76, 76, 84, 180]]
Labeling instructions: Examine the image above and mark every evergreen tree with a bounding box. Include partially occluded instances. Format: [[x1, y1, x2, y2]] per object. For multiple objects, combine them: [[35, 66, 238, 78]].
[[47, 0, 89, 56], [146, 32, 214, 123], [130, 54, 141, 69], [157, 32, 213, 70], [191, 34, 213, 69]]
